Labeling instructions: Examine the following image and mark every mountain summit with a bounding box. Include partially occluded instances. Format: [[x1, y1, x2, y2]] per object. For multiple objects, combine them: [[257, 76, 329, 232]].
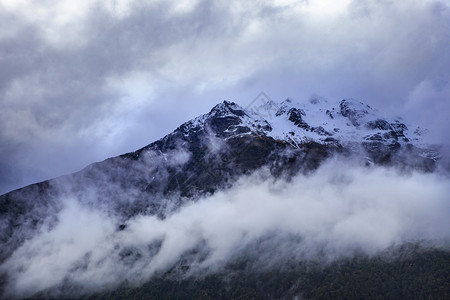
[[0, 97, 447, 299], [0, 97, 439, 262]]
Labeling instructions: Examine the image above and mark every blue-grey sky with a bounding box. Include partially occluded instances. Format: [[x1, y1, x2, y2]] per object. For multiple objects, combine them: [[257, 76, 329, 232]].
[[1, 0, 449, 194]]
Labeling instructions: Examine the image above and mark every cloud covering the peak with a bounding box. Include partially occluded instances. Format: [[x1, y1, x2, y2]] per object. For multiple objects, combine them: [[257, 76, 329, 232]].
[[0, 0, 449, 193]]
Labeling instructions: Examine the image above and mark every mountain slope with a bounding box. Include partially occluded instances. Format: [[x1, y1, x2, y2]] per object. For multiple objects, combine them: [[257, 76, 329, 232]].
[[0, 99, 440, 263], [0, 98, 447, 299]]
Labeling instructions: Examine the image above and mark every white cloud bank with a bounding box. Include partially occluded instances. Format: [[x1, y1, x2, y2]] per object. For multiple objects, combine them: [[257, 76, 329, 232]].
[[1, 160, 449, 298]]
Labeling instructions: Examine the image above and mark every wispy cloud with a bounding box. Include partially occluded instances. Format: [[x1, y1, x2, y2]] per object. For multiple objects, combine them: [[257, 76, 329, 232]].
[[2, 159, 449, 298]]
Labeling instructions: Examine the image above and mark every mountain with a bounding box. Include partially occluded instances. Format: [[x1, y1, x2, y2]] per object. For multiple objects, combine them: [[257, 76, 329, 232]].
[[0, 98, 448, 299]]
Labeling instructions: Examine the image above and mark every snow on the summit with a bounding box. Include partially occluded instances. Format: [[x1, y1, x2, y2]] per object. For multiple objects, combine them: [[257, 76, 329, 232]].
[[175, 97, 432, 155], [243, 97, 430, 149]]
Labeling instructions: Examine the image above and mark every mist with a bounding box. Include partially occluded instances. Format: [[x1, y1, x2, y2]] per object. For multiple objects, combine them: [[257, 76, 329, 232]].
[[1, 158, 449, 299]]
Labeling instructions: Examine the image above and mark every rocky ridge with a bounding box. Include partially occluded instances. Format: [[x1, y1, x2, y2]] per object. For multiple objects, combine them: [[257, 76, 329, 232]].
[[0, 97, 441, 266]]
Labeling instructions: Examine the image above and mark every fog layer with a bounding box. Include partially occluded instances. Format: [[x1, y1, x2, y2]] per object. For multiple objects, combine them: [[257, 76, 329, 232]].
[[1, 159, 449, 298]]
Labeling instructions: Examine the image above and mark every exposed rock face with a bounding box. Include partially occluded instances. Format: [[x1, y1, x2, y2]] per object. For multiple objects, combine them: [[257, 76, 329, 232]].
[[340, 99, 371, 127], [0, 98, 441, 265]]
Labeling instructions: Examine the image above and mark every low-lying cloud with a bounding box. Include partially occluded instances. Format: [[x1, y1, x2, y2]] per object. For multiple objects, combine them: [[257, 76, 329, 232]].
[[1, 159, 449, 298]]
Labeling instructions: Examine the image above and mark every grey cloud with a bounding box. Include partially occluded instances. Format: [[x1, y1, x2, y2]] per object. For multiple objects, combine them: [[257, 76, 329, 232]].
[[230, 0, 450, 142], [0, 0, 255, 193], [1, 0, 450, 194]]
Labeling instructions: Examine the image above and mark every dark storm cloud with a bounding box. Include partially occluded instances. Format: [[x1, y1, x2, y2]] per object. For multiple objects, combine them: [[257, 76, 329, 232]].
[[236, 0, 450, 147], [1, 0, 449, 194], [0, 0, 256, 193], [237, 1, 450, 109]]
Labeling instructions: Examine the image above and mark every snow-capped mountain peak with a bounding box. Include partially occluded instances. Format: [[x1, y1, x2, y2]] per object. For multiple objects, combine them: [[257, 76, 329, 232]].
[[0, 96, 442, 283], [217, 98, 424, 151], [160, 97, 437, 167]]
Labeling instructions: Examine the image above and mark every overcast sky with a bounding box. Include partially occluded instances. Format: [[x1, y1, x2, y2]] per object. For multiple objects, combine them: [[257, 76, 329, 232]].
[[1, 0, 449, 194]]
